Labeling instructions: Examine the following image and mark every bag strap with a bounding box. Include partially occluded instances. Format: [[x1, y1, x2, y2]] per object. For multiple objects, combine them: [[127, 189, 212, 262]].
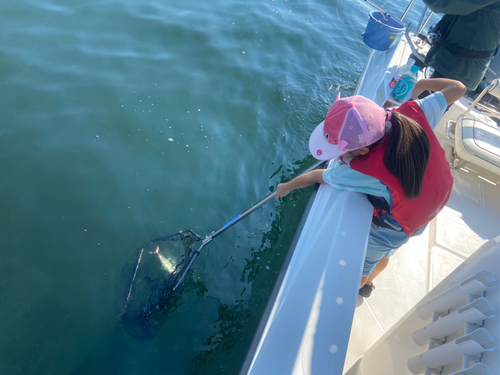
[[371, 215, 404, 232], [366, 195, 404, 232], [367, 194, 390, 212], [435, 37, 499, 60]]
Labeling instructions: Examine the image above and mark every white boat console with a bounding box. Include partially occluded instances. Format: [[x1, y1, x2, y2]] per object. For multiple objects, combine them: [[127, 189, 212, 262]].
[[447, 80, 500, 176]]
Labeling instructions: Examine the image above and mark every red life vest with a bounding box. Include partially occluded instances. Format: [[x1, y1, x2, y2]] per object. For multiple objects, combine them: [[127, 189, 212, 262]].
[[350, 101, 453, 236]]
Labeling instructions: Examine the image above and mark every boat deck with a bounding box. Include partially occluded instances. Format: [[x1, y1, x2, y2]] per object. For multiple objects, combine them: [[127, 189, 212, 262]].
[[344, 36, 500, 373], [345, 167, 500, 372]]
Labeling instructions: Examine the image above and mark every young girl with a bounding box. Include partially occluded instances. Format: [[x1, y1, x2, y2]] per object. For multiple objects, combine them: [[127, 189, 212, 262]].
[[274, 78, 466, 297]]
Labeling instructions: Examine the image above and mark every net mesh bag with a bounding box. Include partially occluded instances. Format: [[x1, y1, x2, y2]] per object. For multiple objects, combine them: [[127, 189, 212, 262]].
[[118, 230, 202, 339]]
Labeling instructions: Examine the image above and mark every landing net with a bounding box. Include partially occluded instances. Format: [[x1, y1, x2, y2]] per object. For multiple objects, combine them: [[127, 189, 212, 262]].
[[118, 230, 202, 339]]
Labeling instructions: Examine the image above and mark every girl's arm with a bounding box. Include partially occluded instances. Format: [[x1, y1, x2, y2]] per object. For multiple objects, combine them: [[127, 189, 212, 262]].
[[411, 78, 466, 105], [274, 170, 326, 199]]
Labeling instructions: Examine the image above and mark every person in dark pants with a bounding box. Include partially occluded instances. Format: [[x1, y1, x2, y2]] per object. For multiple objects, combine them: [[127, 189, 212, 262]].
[[424, 0, 500, 92]]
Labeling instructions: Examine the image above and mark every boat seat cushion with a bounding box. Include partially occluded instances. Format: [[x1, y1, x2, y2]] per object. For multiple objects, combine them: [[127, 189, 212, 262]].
[[456, 118, 500, 174]]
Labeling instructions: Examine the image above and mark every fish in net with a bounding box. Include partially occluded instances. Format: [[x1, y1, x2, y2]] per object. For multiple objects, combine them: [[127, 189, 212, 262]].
[[118, 230, 202, 339]]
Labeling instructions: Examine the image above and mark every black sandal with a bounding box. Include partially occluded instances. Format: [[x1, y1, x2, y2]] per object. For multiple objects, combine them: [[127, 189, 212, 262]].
[[359, 283, 375, 298]]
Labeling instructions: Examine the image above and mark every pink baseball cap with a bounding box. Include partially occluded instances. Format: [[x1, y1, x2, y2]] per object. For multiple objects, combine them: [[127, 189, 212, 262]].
[[309, 94, 388, 160]]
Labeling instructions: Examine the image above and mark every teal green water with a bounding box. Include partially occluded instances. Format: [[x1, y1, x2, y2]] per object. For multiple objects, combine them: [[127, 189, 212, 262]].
[[0, 1, 427, 374]]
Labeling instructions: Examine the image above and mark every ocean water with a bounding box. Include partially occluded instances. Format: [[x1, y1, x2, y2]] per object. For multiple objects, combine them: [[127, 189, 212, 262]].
[[0, 1, 428, 374]]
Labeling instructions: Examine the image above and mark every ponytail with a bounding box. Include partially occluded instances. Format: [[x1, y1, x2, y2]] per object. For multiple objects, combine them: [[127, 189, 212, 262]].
[[383, 112, 431, 200]]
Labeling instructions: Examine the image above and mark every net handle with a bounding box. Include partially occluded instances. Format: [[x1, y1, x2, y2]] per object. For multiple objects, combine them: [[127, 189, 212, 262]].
[[208, 160, 327, 242], [171, 160, 326, 292]]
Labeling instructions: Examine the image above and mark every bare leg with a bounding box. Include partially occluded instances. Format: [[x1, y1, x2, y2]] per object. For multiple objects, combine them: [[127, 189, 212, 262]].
[[359, 256, 391, 288], [367, 256, 390, 284], [359, 276, 368, 289]]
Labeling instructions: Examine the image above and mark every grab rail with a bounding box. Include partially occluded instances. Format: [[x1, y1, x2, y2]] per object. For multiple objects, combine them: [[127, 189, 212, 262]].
[[364, 0, 386, 13], [400, 0, 416, 21]]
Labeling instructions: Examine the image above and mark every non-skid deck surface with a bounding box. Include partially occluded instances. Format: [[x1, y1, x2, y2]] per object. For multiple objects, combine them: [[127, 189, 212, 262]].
[[343, 166, 500, 373]]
